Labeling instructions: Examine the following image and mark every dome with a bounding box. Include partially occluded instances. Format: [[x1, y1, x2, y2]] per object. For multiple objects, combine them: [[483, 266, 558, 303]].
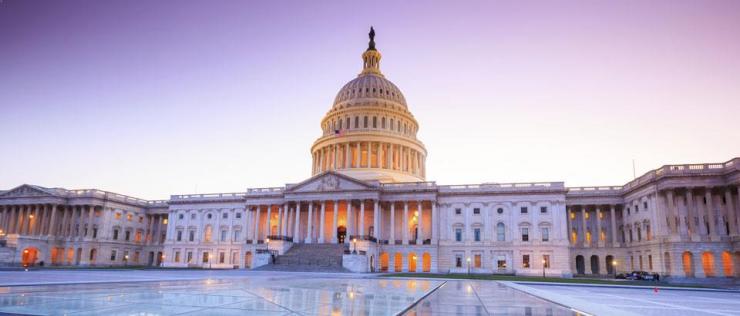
[[332, 74, 407, 108]]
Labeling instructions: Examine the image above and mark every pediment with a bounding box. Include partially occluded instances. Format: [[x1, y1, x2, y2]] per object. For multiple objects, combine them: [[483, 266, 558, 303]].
[[0, 184, 62, 198], [287, 172, 376, 193]]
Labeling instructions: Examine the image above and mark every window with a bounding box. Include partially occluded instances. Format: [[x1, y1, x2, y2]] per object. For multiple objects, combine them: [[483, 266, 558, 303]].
[[233, 230, 241, 241], [113, 229, 119, 240], [648, 255, 653, 270], [220, 230, 228, 242], [110, 250, 117, 261], [189, 230, 195, 242], [520, 207, 528, 214], [202, 252, 209, 263], [474, 228, 481, 242], [191, 213, 196, 220], [178, 214, 184, 220], [635, 205, 639, 212], [174, 251, 181, 263], [346, 117, 350, 129], [135, 231, 141, 243], [474, 254, 482, 268], [126, 214, 132, 221], [542, 227, 549, 242], [455, 228, 462, 242], [177, 230, 182, 242], [235, 212, 242, 219], [497, 208, 503, 214], [186, 251, 193, 263], [222, 212, 228, 219], [644, 202, 648, 210], [497, 223, 506, 241], [204, 225, 213, 242], [125, 230, 131, 241], [455, 208, 462, 215], [115, 213, 122, 220], [540, 206, 547, 213], [355, 117, 359, 128], [219, 252, 225, 264], [543, 255, 551, 268], [473, 208, 480, 215], [522, 255, 530, 268], [521, 227, 529, 242], [497, 256, 507, 269], [207, 213, 212, 219], [637, 227, 642, 241], [363, 116, 368, 128], [138, 216, 144, 223], [92, 228, 97, 238], [373, 117, 377, 128], [455, 255, 463, 268]]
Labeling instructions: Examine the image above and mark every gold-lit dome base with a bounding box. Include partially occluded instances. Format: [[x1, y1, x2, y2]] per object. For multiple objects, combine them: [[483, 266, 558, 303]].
[[336, 169, 424, 183]]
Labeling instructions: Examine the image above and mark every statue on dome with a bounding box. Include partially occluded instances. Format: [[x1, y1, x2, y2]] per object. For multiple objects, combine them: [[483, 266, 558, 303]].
[[368, 26, 376, 51]]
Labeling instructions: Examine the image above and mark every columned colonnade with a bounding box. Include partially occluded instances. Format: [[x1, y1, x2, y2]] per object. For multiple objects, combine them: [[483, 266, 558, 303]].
[[312, 141, 425, 178]]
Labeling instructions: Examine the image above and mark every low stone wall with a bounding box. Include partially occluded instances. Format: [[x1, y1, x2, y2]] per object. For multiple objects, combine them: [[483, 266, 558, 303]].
[[343, 254, 368, 272]]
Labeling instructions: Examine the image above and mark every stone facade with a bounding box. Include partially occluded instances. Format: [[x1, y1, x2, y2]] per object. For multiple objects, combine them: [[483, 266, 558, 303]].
[[0, 30, 738, 279]]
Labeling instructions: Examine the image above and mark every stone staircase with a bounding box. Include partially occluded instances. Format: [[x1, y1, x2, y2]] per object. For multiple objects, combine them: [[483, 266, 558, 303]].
[[255, 243, 349, 272]]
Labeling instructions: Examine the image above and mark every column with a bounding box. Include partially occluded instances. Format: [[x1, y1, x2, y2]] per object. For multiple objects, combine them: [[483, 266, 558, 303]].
[[306, 202, 313, 243], [403, 202, 409, 245], [596, 206, 602, 246], [85, 205, 94, 238], [581, 206, 588, 246], [332, 200, 338, 243], [359, 200, 365, 236], [389, 144, 395, 170], [355, 142, 361, 167], [254, 206, 262, 241], [293, 202, 301, 243], [373, 200, 379, 238], [390, 202, 396, 243], [378, 143, 384, 169], [706, 190, 717, 237], [47, 205, 58, 237], [277, 206, 283, 236], [417, 201, 423, 244], [725, 188, 737, 236], [431, 202, 438, 244], [31, 205, 40, 235], [610, 205, 618, 245], [346, 200, 353, 243], [666, 190, 677, 235], [685, 190, 696, 236], [319, 201, 326, 243], [345, 143, 350, 169], [366, 142, 372, 168]]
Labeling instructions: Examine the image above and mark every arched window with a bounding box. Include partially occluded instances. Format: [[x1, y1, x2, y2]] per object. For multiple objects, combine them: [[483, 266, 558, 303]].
[[382, 117, 386, 129], [497, 223, 506, 241], [355, 117, 359, 128], [204, 225, 213, 242], [363, 116, 368, 128], [373, 116, 377, 128]]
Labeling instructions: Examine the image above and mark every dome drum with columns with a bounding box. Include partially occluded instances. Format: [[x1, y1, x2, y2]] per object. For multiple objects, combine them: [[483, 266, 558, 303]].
[[311, 28, 427, 183]]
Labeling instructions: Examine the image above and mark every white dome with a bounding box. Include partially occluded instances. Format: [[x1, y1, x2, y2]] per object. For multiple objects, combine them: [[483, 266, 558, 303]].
[[333, 74, 407, 108]]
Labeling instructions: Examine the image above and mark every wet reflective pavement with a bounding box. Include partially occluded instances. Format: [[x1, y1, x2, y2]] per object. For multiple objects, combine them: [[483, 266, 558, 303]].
[[0, 272, 575, 315]]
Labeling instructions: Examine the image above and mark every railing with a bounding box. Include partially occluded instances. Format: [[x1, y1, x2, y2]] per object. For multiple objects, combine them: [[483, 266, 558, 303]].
[[171, 192, 246, 200], [622, 157, 739, 192], [381, 181, 436, 190], [567, 186, 623, 195], [349, 235, 377, 243], [439, 182, 563, 192], [266, 235, 293, 242], [66, 189, 167, 207], [246, 187, 285, 194]]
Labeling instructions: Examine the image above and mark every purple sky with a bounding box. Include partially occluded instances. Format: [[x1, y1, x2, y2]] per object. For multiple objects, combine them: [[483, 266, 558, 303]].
[[1, 0, 739, 200]]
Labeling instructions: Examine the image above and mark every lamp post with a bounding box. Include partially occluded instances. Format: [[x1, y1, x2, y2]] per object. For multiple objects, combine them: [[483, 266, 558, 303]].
[[352, 238, 357, 254], [209, 253, 213, 269], [612, 260, 617, 278], [124, 255, 129, 267], [466, 257, 471, 275], [542, 259, 546, 278]]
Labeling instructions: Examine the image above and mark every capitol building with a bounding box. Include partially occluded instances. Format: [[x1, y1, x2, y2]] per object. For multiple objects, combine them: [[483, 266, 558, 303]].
[[1, 30, 738, 280]]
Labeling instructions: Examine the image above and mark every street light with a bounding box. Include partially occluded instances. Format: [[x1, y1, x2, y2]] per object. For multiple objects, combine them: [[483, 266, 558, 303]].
[[352, 238, 357, 254], [612, 260, 617, 277], [542, 259, 547, 278], [208, 253, 213, 269], [466, 257, 471, 275], [124, 255, 129, 267]]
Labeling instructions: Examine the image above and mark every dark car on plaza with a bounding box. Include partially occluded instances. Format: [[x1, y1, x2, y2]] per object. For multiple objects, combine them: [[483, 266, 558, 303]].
[[624, 271, 659, 281]]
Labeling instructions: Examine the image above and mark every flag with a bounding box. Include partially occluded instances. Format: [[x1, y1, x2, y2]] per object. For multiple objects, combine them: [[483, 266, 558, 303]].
[[334, 129, 345, 136]]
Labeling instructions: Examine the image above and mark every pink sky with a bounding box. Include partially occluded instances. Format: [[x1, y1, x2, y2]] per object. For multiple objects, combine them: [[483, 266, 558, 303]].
[[1, 0, 738, 199]]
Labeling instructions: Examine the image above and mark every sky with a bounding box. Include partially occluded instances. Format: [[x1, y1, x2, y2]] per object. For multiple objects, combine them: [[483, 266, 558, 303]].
[[1, 0, 739, 200]]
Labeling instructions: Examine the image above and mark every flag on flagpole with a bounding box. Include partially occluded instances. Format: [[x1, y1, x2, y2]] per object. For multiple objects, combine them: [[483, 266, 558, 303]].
[[334, 129, 345, 136]]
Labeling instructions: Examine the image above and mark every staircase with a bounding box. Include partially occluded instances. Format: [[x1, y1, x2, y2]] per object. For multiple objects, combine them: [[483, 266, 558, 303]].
[[255, 243, 349, 272]]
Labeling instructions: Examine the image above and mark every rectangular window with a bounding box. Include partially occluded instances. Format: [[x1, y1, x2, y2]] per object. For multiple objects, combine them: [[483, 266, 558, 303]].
[[187, 252, 193, 263], [220, 230, 228, 242], [189, 230, 195, 242], [474, 254, 482, 268], [236, 212, 242, 219], [540, 206, 547, 213], [455, 228, 462, 242], [191, 213, 196, 220], [543, 255, 551, 268], [92, 228, 98, 239], [179, 214, 184, 220], [474, 228, 481, 242], [473, 208, 480, 215], [115, 213, 121, 220], [521, 227, 529, 242], [455, 255, 463, 268], [219, 252, 225, 264], [135, 231, 142, 243], [110, 250, 117, 261], [520, 207, 528, 214], [542, 227, 549, 242], [203, 252, 209, 263], [127, 214, 133, 221], [497, 256, 507, 269], [222, 212, 228, 219], [233, 230, 241, 241], [125, 231, 131, 241], [522, 255, 530, 268], [177, 230, 182, 242], [648, 255, 653, 270], [113, 229, 119, 240], [174, 251, 181, 263], [644, 202, 648, 210], [455, 208, 462, 215]]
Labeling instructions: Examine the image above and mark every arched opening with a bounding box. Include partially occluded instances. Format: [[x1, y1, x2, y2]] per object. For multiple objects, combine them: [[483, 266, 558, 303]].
[[337, 226, 347, 244], [21, 247, 39, 267], [394, 253, 402, 272], [148, 252, 155, 266], [663, 252, 672, 276], [590, 255, 600, 275], [50, 248, 60, 266], [379, 252, 389, 272], [605, 255, 615, 275], [575, 255, 585, 275], [89, 248, 97, 265], [702, 252, 716, 277], [408, 252, 417, 272], [721, 251, 732, 277], [682, 251, 694, 277], [245, 251, 253, 269], [422, 252, 431, 272]]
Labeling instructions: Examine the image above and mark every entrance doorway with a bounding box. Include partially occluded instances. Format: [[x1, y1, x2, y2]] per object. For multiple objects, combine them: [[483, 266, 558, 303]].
[[21, 248, 39, 267], [337, 226, 347, 243]]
